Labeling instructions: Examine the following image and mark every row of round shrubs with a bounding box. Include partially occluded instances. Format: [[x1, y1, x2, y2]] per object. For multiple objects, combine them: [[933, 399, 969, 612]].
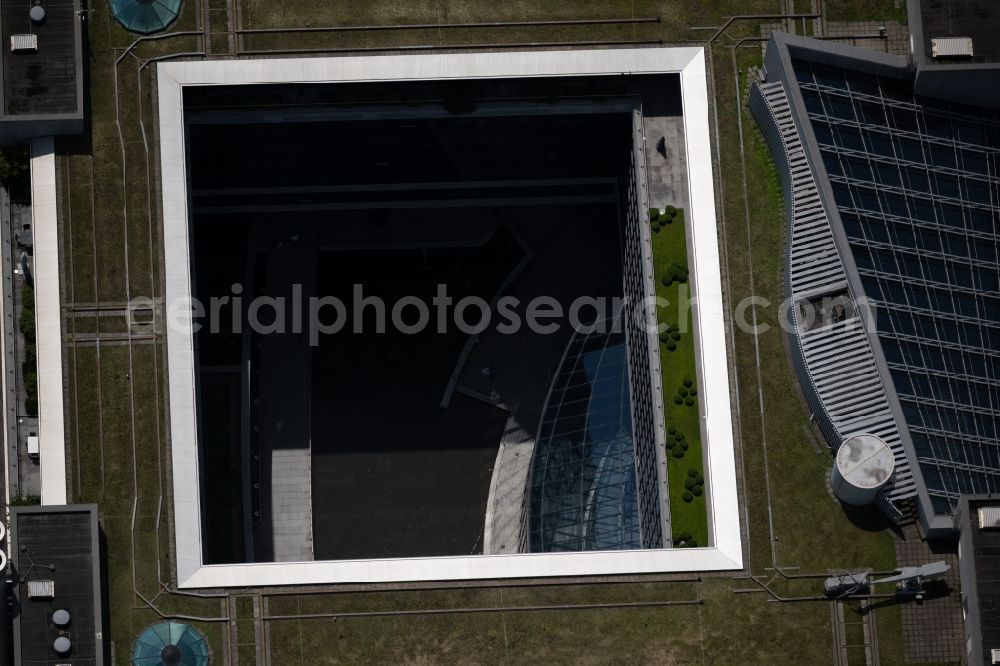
[[666, 425, 688, 460], [673, 530, 698, 548], [682, 467, 705, 503], [661, 260, 689, 287], [649, 206, 679, 234], [672, 378, 697, 408], [659, 324, 681, 351]]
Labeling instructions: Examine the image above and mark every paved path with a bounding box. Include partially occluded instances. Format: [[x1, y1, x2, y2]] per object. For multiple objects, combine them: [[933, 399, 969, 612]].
[[256, 226, 316, 562], [643, 115, 688, 211], [479, 399, 532, 554], [895, 524, 965, 663]]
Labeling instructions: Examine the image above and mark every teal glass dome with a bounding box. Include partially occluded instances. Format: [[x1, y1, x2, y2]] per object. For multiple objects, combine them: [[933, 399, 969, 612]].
[[111, 0, 181, 35], [132, 621, 210, 666]]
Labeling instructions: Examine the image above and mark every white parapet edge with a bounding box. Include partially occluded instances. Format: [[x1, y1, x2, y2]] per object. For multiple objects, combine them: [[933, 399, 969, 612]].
[[30, 136, 68, 506], [157, 47, 742, 587]]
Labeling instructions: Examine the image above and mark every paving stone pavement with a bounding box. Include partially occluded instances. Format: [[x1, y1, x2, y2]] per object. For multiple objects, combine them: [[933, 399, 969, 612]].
[[894, 525, 965, 663]]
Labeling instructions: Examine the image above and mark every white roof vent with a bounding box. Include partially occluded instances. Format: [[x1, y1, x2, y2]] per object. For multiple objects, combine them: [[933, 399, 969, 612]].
[[990, 647, 1000, 664], [27, 579, 55, 599], [10, 34, 38, 53], [932, 37, 974, 59], [979, 506, 1000, 529]]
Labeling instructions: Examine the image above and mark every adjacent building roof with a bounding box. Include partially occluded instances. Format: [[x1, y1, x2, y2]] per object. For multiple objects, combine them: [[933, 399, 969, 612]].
[[9, 505, 104, 666], [957, 497, 1000, 666], [905, 0, 1000, 110], [911, 0, 1000, 64], [0, 0, 84, 143], [758, 32, 1000, 535]]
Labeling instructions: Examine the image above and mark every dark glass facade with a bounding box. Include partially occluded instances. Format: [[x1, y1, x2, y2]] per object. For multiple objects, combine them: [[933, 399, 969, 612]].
[[527, 327, 641, 552], [793, 58, 1000, 514]]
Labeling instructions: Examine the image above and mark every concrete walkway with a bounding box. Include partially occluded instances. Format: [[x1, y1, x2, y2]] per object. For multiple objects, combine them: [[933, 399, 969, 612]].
[[643, 115, 689, 211], [482, 408, 534, 554], [256, 225, 316, 562]]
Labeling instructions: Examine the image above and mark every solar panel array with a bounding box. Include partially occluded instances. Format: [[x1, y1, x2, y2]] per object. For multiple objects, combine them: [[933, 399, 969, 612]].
[[793, 59, 1000, 514]]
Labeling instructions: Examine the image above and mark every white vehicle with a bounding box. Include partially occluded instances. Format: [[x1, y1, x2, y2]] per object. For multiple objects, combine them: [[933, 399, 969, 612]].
[[27, 434, 39, 459]]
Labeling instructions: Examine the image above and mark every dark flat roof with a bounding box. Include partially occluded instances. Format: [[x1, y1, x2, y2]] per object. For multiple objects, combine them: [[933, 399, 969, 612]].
[[10, 505, 104, 666], [918, 0, 1000, 63], [965, 500, 1000, 666], [0, 0, 80, 116]]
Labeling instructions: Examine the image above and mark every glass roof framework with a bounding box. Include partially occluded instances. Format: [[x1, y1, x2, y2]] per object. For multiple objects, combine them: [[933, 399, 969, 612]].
[[111, 0, 182, 35], [792, 59, 1000, 515], [527, 324, 641, 552], [132, 621, 210, 665]]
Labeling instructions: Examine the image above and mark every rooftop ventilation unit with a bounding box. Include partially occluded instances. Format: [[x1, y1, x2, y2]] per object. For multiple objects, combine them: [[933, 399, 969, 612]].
[[10, 34, 38, 53], [932, 37, 974, 59], [30, 3, 46, 25], [979, 506, 1000, 529], [991, 648, 1000, 664], [53, 635, 71, 655], [27, 579, 55, 599]]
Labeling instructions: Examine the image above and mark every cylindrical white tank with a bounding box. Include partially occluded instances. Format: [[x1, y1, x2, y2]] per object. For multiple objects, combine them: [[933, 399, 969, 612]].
[[831, 434, 894, 506]]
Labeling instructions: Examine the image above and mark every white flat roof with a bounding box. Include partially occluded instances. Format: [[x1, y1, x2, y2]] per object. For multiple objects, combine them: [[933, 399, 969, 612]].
[[157, 46, 741, 587], [30, 136, 68, 506]]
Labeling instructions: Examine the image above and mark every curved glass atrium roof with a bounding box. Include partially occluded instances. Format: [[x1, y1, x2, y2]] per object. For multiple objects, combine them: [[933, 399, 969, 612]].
[[527, 325, 640, 552], [793, 58, 1000, 515], [132, 621, 210, 666], [111, 0, 181, 34]]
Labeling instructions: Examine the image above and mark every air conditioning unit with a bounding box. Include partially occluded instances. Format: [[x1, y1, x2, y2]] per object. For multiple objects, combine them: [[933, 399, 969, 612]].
[[979, 506, 1000, 529], [990, 647, 1000, 664], [10, 34, 38, 53], [931, 36, 974, 59], [27, 579, 54, 599]]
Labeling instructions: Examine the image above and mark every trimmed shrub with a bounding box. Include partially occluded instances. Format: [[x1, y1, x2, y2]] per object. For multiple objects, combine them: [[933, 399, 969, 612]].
[[24, 396, 37, 417], [670, 331, 681, 341], [696, 474, 705, 486], [682, 491, 693, 502], [661, 275, 673, 287], [673, 395, 683, 405], [666, 434, 676, 445], [678, 274, 688, 283], [684, 477, 696, 490], [689, 387, 698, 396], [649, 207, 660, 220], [688, 468, 699, 477], [687, 538, 698, 547], [680, 440, 689, 451], [659, 332, 670, 343], [668, 426, 677, 435], [672, 447, 684, 459], [661, 214, 673, 224], [665, 341, 677, 351], [683, 378, 693, 387], [665, 439, 676, 449], [664, 205, 678, 217], [692, 486, 703, 497], [652, 225, 661, 233], [19, 307, 34, 339], [685, 396, 695, 406], [678, 386, 688, 397]]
